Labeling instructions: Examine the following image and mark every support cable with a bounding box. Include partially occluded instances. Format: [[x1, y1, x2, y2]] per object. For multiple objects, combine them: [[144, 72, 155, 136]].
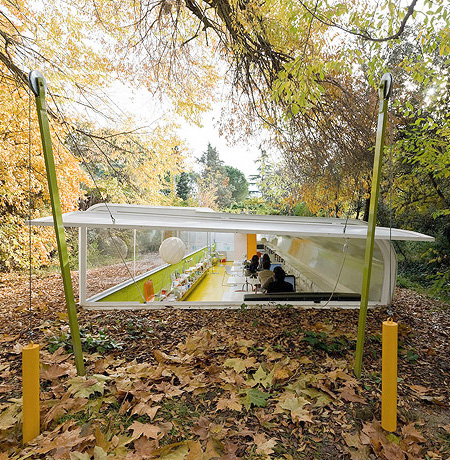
[[321, 187, 357, 308], [46, 91, 146, 304]]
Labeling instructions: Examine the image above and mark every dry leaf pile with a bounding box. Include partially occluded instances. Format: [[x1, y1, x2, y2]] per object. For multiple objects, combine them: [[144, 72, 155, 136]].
[[0, 271, 449, 459]]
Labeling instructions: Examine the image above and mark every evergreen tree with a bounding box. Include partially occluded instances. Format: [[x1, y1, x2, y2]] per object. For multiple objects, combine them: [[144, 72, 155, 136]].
[[197, 143, 232, 209], [176, 172, 192, 201], [225, 165, 249, 202]]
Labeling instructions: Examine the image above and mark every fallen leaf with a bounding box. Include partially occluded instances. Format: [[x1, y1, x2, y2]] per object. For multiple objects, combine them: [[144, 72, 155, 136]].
[[131, 403, 160, 419], [342, 431, 371, 460], [192, 417, 211, 440], [247, 365, 274, 388], [362, 421, 384, 453], [128, 421, 167, 440], [69, 452, 90, 460], [439, 423, 450, 434], [216, 393, 243, 412], [343, 432, 362, 449], [273, 367, 290, 382], [262, 346, 284, 361], [154, 382, 184, 397], [417, 394, 446, 405], [241, 388, 271, 410], [402, 423, 426, 443], [93, 446, 108, 460], [185, 440, 203, 460], [254, 433, 277, 456], [67, 375, 107, 398], [409, 385, 430, 395], [151, 441, 189, 459], [381, 441, 405, 460], [134, 437, 159, 456], [0, 403, 21, 430], [339, 385, 366, 404], [203, 438, 224, 460], [224, 357, 256, 373], [327, 369, 356, 383], [0, 334, 20, 343], [41, 364, 70, 380], [153, 350, 182, 364], [280, 395, 311, 422]]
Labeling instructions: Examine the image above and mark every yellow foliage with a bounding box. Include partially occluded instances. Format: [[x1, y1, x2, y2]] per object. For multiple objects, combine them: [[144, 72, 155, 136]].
[[0, 84, 89, 270]]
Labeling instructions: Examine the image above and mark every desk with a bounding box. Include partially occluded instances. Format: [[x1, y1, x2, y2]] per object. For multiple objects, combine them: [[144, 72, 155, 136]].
[[228, 267, 243, 274], [227, 275, 257, 291], [227, 275, 246, 285], [179, 269, 209, 300]]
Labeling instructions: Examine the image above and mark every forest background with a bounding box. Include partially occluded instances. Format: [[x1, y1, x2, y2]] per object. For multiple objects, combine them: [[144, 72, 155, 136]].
[[0, 0, 449, 297]]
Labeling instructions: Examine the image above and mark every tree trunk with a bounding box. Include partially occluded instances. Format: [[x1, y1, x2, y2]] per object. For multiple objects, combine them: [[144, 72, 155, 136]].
[[363, 196, 370, 222], [355, 194, 363, 220]]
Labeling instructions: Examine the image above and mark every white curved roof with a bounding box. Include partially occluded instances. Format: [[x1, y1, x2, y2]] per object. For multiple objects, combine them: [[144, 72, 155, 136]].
[[29, 203, 433, 241]]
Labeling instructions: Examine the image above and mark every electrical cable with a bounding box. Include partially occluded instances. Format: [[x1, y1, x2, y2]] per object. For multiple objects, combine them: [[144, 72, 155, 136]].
[[320, 197, 353, 308], [322, 76, 394, 310]]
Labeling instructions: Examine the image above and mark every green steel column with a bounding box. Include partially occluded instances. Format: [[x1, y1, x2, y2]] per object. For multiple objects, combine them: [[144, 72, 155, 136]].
[[29, 72, 85, 376], [354, 73, 393, 378]]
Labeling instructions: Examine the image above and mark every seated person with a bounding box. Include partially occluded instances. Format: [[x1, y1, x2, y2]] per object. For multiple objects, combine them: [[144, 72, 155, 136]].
[[258, 259, 274, 289], [247, 255, 259, 275], [265, 266, 295, 293], [258, 253, 271, 271]]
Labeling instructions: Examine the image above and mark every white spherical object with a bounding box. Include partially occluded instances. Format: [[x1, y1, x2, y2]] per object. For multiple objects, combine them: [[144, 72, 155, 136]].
[[159, 237, 186, 264]]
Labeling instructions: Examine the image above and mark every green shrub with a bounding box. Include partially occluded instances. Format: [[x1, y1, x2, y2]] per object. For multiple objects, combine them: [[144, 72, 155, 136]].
[[48, 328, 123, 354]]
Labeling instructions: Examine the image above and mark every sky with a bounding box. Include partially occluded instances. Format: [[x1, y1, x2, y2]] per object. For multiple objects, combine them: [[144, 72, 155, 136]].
[[176, 116, 262, 178], [106, 82, 264, 180]]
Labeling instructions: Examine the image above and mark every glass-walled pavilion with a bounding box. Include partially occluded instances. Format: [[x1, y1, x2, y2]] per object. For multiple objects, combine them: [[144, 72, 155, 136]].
[[30, 204, 434, 309]]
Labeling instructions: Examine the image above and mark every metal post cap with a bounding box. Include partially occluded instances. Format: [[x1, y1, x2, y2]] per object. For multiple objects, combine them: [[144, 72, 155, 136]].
[[28, 70, 48, 97], [380, 73, 393, 99]]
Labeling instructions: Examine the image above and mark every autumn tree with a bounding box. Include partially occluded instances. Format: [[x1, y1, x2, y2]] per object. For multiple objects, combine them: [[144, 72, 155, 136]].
[[136, 0, 447, 218], [67, 122, 186, 205], [0, 0, 194, 269], [2, 0, 449, 270], [0, 84, 89, 270]]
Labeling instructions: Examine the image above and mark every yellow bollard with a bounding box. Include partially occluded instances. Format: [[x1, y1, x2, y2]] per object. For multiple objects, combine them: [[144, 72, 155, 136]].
[[381, 319, 398, 432], [22, 343, 40, 444]]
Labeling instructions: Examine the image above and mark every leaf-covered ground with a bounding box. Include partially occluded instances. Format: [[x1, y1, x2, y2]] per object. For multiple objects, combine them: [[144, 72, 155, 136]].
[[0, 271, 449, 459]]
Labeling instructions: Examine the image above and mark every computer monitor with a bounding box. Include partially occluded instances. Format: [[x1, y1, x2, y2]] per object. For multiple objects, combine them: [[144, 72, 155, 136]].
[[284, 275, 296, 291], [270, 263, 282, 271]]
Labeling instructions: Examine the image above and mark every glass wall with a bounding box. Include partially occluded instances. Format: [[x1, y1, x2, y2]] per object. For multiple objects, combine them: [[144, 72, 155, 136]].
[[86, 230, 235, 300], [86, 228, 163, 298], [261, 234, 385, 301], [179, 231, 209, 252]]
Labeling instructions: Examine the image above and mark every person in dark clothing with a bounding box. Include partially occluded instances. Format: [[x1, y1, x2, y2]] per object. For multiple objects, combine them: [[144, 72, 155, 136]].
[[247, 254, 259, 274], [265, 266, 294, 293], [258, 253, 271, 270]]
